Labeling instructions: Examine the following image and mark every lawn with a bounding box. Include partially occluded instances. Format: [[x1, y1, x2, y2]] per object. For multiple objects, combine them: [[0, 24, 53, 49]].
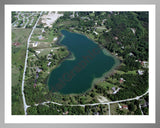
[[31, 28, 57, 43], [96, 27, 107, 33], [116, 70, 125, 75], [99, 81, 115, 89], [36, 47, 57, 57], [55, 20, 79, 27], [125, 70, 137, 75]]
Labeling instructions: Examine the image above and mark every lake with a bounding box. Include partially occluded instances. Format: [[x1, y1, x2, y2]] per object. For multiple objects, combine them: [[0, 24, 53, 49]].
[[48, 30, 118, 94]]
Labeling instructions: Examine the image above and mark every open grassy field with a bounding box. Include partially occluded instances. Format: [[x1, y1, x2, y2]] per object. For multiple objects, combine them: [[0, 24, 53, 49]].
[[35, 47, 60, 57], [12, 28, 32, 85], [55, 20, 79, 27], [99, 81, 116, 88], [12, 28, 31, 45], [96, 26, 107, 33], [30, 28, 58, 49], [12, 28, 32, 115], [12, 65, 20, 87]]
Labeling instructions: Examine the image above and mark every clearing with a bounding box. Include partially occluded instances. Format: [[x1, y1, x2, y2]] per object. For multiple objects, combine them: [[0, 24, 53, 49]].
[[97, 95, 109, 103], [41, 11, 63, 28]]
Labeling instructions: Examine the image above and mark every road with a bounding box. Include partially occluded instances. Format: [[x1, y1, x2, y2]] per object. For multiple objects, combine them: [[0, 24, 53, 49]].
[[23, 13, 34, 28], [139, 104, 144, 115], [12, 12, 21, 27], [67, 90, 148, 106], [23, 17, 29, 28], [108, 104, 111, 115], [34, 90, 149, 115], [17, 12, 20, 20], [21, 11, 42, 115]]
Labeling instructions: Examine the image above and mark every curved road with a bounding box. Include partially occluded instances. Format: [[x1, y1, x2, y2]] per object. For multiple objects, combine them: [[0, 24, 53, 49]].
[[21, 12, 42, 115], [35, 90, 149, 109], [33, 90, 148, 115]]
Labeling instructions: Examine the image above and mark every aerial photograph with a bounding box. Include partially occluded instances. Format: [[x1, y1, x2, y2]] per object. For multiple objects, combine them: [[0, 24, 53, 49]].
[[11, 11, 149, 115]]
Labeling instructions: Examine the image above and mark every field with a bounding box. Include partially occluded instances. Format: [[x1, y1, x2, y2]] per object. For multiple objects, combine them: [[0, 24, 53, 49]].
[[12, 28, 32, 115], [12, 65, 20, 87], [12, 29, 31, 86]]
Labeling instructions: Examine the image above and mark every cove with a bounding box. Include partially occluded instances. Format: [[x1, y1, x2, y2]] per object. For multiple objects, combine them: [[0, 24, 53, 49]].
[[48, 30, 118, 94]]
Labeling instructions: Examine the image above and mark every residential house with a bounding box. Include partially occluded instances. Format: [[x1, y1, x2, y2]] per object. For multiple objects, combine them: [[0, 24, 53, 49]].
[[47, 62, 51, 66], [138, 70, 144, 75], [38, 35, 43, 40], [36, 67, 42, 73], [119, 78, 125, 84], [122, 105, 128, 109], [33, 42, 38, 47], [112, 87, 116, 92]]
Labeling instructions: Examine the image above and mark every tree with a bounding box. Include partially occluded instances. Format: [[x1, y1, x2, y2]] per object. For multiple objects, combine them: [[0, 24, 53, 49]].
[[90, 92, 96, 97], [128, 103, 135, 111], [42, 64, 47, 70], [27, 106, 38, 115], [134, 108, 142, 115]]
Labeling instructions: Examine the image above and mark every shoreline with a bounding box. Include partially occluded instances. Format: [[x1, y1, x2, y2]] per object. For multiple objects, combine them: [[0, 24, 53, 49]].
[[48, 29, 121, 96], [46, 32, 76, 87]]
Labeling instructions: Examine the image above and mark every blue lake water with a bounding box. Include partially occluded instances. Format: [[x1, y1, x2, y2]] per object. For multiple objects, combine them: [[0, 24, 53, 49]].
[[48, 30, 117, 94]]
